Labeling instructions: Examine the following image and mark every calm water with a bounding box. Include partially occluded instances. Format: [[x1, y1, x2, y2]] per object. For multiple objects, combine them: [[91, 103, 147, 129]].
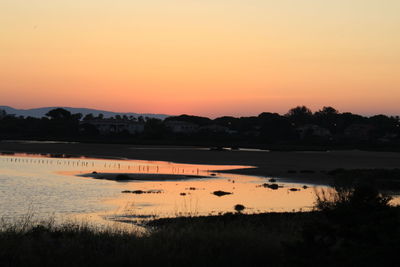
[[0, 153, 326, 224]]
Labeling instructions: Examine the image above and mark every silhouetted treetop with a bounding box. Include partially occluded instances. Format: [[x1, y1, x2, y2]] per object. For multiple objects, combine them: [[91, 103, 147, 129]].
[[165, 115, 212, 126], [286, 106, 313, 126], [45, 108, 72, 120], [315, 106, 339, 116], [83, 113, 95, 121]]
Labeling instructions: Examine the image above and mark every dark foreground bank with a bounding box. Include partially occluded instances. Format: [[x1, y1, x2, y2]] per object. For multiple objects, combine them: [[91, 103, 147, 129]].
[[1, 186, 400, 267]]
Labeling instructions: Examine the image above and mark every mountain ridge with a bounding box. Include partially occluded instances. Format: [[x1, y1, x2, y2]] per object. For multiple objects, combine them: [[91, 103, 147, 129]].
[[0, 106, 170, 119]]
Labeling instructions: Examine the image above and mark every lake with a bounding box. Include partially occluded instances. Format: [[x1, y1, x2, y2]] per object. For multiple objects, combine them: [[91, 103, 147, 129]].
[[0, 153, 331, 225]]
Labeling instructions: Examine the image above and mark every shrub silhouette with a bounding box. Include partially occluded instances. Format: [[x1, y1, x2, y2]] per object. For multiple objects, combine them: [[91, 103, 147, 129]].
[[315, 185, 392, 214], [234, 204, 245, 213]]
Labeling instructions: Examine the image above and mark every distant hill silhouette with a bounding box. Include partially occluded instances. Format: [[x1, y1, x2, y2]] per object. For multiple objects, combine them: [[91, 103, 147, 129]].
[[0, 106, 170, 119]]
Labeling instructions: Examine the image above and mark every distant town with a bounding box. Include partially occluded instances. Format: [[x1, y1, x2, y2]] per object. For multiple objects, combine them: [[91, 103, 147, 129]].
[[1, 106, 399, 150]]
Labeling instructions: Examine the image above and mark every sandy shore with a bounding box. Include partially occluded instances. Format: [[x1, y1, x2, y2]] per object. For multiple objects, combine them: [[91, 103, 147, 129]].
[[1, 141, 400, 184]]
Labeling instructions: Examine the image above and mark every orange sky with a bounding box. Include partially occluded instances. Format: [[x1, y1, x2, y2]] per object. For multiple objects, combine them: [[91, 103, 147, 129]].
[[1, 0, 399, 117]]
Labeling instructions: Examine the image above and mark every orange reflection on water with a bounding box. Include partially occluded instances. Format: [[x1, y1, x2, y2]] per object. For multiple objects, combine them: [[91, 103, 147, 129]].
[[0, 153, 323, 225], [103, 174, 319, 223]]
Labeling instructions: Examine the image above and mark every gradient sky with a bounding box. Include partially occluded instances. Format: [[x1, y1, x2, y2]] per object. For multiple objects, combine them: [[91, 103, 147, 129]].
[[1, 0, 399, 117]]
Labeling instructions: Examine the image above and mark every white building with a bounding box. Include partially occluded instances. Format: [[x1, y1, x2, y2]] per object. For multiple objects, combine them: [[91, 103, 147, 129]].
[[82, 119, 145, 134], [344, 124, 373, 140], [165, 120, 199, 133], [297, 124, 331, 139], [199, 124, 229, 134]]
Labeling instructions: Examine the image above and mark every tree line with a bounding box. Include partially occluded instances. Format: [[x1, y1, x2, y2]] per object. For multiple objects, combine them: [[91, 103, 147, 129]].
[[0, 106, 399, 150]]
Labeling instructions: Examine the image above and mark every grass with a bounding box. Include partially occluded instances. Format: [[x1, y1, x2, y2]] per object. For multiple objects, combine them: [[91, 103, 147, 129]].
[[2, 184, 400, 267], [0, 213, 305, 267]]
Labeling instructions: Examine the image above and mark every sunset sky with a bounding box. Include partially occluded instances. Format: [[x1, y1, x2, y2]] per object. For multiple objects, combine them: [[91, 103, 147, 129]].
[[1, 0, 399, 117]]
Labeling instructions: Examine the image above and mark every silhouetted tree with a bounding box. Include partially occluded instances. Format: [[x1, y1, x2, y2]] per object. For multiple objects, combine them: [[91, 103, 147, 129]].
[[258, 112, 296, 142], [316, 106, 338, 116], [369, 115, 399, 138], [314, 106, 340, 133], [165, 115, 211, 126], [286, 106, 312, 126], [72, 113, 83, 121], [45, 108, 72, 120], [336, 112, 366, 132], [42, 108, 81, 138], [83, 113, 95, 121], [214, 116, 239, 131]]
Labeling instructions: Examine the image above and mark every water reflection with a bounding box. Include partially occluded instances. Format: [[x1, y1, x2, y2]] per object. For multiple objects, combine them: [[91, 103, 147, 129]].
[[0, 153, 325, 225]]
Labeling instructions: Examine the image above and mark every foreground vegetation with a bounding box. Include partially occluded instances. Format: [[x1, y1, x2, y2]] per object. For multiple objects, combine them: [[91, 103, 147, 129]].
[[328, 168, 400, 189], [1, 184, 400, 267]]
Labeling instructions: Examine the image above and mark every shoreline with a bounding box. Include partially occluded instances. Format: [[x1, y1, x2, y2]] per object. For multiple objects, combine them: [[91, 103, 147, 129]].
[[2, 141, 400, 185]]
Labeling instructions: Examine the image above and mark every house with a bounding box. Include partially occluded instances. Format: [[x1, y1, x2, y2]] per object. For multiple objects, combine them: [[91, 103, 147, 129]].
[[297, 124, 331, 139], [199, 124, 229, 134], [81, 119, 144, 134], [243, 130, 261, 137], [378, 133, 399, 143], [344, 124, 374, 140], [165, 120, 199, 133]]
